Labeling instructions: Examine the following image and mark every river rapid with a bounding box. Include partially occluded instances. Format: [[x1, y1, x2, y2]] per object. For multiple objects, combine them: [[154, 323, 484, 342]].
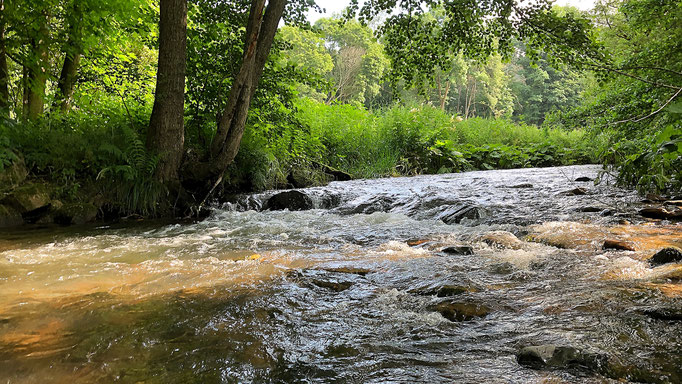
[[0, 165, 681, 383]]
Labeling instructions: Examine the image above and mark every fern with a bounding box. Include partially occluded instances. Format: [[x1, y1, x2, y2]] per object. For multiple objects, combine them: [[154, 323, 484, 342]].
[[97, 128, 166, 215]]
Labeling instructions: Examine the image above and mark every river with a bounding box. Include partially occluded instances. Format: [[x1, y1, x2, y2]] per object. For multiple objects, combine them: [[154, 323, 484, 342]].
[[0, 165, 680, 383]]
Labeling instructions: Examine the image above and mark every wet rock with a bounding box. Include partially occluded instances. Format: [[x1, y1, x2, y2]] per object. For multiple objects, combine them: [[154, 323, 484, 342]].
[[508, 183, 534, 189], [481, 231, 522, 249], [440, 206, 481, 224], [641, 307, 682, 321], [640, 207, 682, 220], [441, 245, 474, 255], [0, 204, 23, 228], [1, 183, 50, 213], [665, 200, 682, 207], [578, 206, 603, 213], [0, 156, 28, 188], [417, 285, 478, 297], [517, 345, 607, 371], [321, 267, 372, 276], [489, 262, 516, 275], [54, 203, 99, 225], [603, 239, 636, 251], [649, 247, 682, 266], [432, 301, 490, 321], [575, 176, 593, 182], [345, 195, 396, 214], [407, 239, 431, 247], [263, 190, 313, 211], [562, 187, 588, 196], [311, 279, 353, 292]]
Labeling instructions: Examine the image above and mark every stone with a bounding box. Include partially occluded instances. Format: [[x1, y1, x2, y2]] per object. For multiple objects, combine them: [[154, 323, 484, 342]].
[[649, 247, 682, 266], [640, 207, 682, 220], [562, 187, 588, 196], [1, 183, 50, 213], [481, 231, 523, 249], [431, 301, 490, 322], [575, 176, 593, 182], [665, 200, 682, 207], [321, 267, 372, 276], [311, 279, 353, 292], [603, 239, 636, 251], [54, 203, 99, 225], [0, 156, 28, 189], [407, 239, 430, 247], [508, 183, 534, 189], [517, 345, 607, 371], [641, 307, 682, 321], [440, 206, 481, 224], [263, 190, 313, 211], [441, 245, 474, 255], [0, 204, 23, 228], [578, 206, 603, 213]]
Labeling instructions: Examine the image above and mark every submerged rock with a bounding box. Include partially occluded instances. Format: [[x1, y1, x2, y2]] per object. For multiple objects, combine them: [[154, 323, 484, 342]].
[[641, 307, 682, 321], [603, 239, 636, 251], [575, 176, 593, 182], [441, 245, 474, 255], [480, 231, 522, 249], [417, 284, 478, 297], [517, 345, 607, 371], [507, 183, 534, 189], [431, 301, 490, 321], [263, 190, 313, 211], [311, 279, 353, 292], [649, 247, 682, 266], [320, 267, 372, 276]]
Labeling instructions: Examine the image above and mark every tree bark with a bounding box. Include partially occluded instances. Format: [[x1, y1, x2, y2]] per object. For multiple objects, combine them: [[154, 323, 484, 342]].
[[0, 0, 9, 116], [55, 2, 83, 112], [24, 12, 49, 120], [146, 0, 187, 183], [207, 0, 287, 179]]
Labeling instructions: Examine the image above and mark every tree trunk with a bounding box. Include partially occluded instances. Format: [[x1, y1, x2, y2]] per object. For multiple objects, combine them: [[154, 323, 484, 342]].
[[24, 12, 49, 120], [146, 0, 187, 183], [207, 0, 287, 179], [55, 2, 83, 112], [0, 0, 9, 116]]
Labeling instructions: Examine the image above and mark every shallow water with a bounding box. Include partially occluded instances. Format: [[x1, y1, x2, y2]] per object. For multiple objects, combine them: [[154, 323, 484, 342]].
[[1, 165, 681, 383]]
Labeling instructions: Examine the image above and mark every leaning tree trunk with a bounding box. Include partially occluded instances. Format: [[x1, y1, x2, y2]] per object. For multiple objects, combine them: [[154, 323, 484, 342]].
[[207, 0, 287, 180], [146, 0, 187, 183], [0, 0, 9, 116]]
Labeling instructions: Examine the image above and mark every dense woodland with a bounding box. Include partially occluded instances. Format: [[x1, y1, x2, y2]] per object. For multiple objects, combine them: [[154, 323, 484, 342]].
[[0, 0, 680, 218]]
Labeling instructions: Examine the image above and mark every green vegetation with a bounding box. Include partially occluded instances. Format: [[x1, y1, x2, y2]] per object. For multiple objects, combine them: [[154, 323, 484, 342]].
[[0, 0, 680, 223]]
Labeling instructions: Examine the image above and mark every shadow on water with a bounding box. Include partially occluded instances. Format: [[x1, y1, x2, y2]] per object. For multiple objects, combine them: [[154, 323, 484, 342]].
[[1, 165, 681, 383]]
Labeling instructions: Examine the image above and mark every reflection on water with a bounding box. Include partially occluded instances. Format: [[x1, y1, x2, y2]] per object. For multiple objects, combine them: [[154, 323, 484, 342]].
[[1, 165, 680, 383]]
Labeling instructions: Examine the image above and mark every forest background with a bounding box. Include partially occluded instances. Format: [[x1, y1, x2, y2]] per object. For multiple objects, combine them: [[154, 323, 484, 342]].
[[0, 0, 680, 218]]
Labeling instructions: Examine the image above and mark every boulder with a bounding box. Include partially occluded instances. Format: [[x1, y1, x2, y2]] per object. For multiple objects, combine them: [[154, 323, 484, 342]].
[[0, 156, 28, 188], [440, 206, 481, 224], [517, 345, 607, 371], [603, 239, 636, 251], [481, 231, 523, 249], [263, 190, 313, 211], [431, 301, 490, 322], [1, 183, 50, 213], [441, 245, 474, 255], [649, 247, 682, 266], [640, 207, 682, 220], [54, 203, 99, 225], [0, 204, 23, 228]]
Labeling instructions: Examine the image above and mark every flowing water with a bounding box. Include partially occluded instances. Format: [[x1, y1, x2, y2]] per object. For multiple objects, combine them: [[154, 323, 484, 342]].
[[1, 165, 681, 383]]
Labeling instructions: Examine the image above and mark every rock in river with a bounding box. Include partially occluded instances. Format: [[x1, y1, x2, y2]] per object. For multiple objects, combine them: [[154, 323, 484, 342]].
[[431, 301, 490, 322], [649, 247, 682, 266], [603, 239, 636, 251], [517, 345, 607, 371], [263, 190, 313, 211], [480, 231, 523, 249], [441, 245, 474, 255]]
